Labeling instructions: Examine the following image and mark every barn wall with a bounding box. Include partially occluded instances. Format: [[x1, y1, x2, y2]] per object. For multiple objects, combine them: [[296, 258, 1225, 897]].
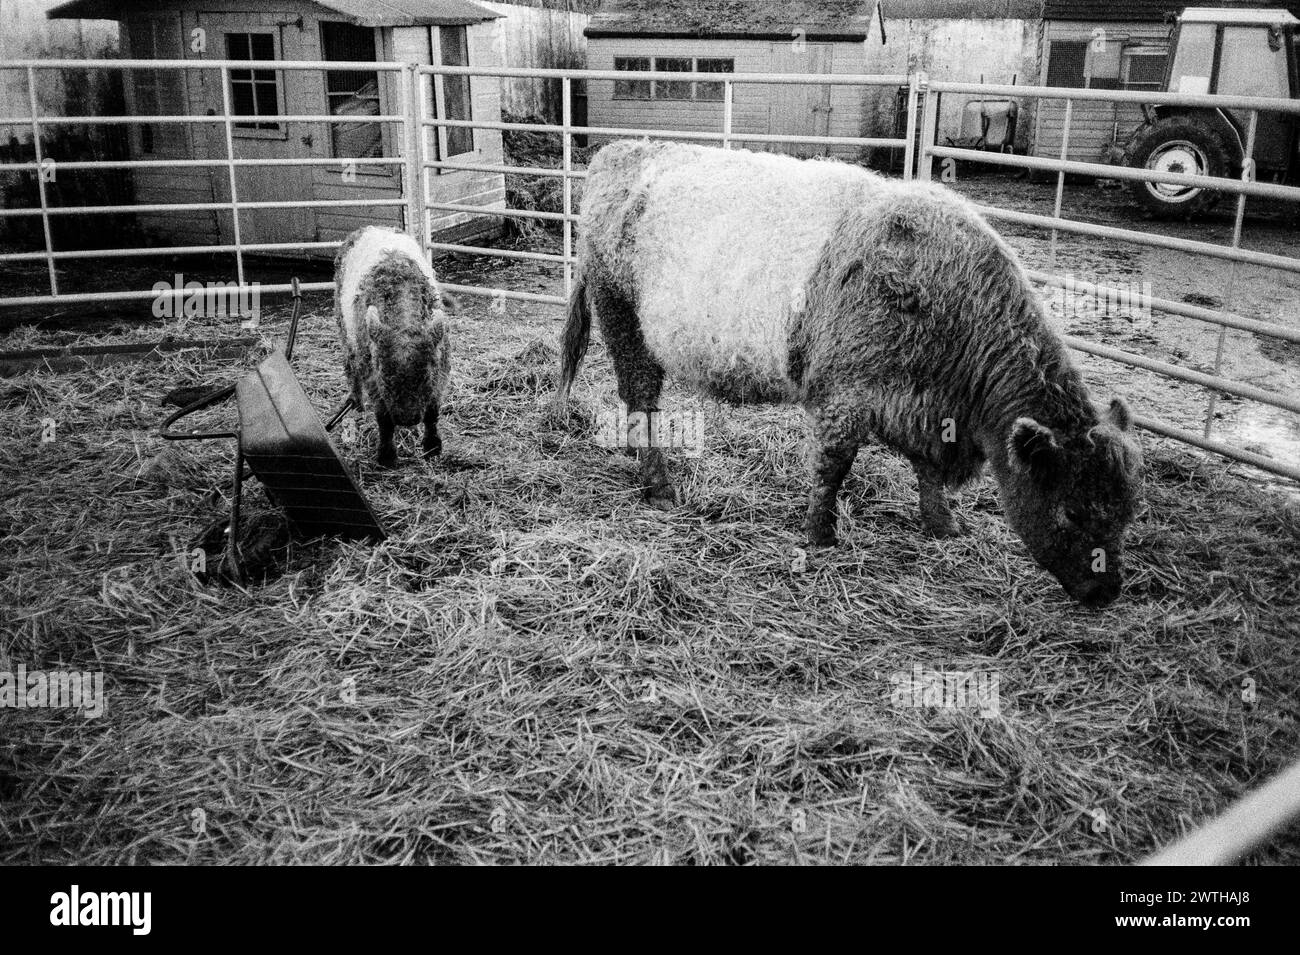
[[586, 38, 768, 139], [584, 37, 871, 151], [1032, 20, 1171, 164], [861, 16, 1041, 152]]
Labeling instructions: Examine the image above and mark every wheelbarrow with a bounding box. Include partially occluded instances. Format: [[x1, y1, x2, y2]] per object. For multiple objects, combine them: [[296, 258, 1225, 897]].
[[160, 279, 385, 583]]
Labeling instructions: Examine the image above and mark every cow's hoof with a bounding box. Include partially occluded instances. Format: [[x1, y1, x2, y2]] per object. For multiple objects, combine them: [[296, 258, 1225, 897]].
[[422, 442, 442, 459], [644, 485, 678, 511], [377, 449, 399, 469], [805, 523, 838, 548], [922, 515, 963, 539]]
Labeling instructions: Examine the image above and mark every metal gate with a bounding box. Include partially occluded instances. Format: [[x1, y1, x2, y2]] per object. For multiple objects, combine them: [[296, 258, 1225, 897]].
[[918, 77, 1300, 482]]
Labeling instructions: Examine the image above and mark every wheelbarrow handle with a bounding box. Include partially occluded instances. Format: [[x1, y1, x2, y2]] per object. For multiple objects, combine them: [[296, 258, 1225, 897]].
[[160, 383, 237, 441], [324, 395, 357, 432], [284, 277, 302, 364]]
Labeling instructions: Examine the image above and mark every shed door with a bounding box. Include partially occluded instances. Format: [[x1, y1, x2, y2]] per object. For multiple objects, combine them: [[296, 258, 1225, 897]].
[[769, 43, 834, 157], [197, 14, 314, 251]]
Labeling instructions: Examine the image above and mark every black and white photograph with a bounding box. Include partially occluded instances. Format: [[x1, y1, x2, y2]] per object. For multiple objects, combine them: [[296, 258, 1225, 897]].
[[1, 0, 1298, 894]]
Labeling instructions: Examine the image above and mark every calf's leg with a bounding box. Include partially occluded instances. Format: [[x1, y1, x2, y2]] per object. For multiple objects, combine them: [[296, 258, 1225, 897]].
[[422, 401, 442, 458], [804, 436, 858, 547], [594, 283, 676, 509], [375, 406, 398, 468]]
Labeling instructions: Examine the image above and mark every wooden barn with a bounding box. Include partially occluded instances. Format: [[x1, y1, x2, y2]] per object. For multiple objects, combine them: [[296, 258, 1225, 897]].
[[46, 0, 509, 254], [1034, 1, 1300, 165], [582, 0, 881, 158]]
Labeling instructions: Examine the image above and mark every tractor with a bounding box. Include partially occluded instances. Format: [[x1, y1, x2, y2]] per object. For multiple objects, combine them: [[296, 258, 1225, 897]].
[[1123, 6, 1300, 216]]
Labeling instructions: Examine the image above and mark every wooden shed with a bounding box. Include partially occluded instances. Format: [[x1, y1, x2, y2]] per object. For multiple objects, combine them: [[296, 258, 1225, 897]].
[[47, 0, 509, 254], [1034, 1, 1300, 165], [582, 0, 880, 158]]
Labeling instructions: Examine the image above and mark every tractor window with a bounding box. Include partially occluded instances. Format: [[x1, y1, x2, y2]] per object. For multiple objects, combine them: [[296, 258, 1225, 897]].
[[1169, 22, 1215, 94], [1217, 26, 1289, 99]]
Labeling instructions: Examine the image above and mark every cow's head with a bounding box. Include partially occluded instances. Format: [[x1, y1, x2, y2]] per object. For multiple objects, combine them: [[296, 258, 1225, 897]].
[[999, 398, 1143, 606]]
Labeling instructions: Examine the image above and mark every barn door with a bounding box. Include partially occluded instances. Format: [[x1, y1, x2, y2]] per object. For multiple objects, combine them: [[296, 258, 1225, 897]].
[[198, 13, 314, 252], [769, 42, 834, 157]]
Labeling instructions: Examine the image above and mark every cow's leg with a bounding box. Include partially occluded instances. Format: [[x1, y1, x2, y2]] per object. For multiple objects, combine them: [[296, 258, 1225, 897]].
[[375, 405, 398, 468], [909, 456, 961, 538], [593, 282, 676, 509], [422, 400, 442, 458], [804, 426, 858, 547]]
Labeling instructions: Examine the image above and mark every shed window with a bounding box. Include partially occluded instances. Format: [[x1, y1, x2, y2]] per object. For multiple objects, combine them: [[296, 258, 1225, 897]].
[[654, 57, 693, 100], [614, 56, 650, 99], [321, 22, 383, 159], [438, 25, 474, 157], [614, 56, 737, 101], [226, 33, 281, 131], [1046, 41, 1088, 88], [695, 57, 734, 101]]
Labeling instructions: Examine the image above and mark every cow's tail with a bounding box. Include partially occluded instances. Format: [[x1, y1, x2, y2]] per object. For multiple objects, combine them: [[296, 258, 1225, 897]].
[[556, 267, 591, 404]]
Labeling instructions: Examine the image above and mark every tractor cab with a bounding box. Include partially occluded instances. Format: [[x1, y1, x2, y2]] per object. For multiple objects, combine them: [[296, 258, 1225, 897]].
[[1124, 7, 1300, 215]]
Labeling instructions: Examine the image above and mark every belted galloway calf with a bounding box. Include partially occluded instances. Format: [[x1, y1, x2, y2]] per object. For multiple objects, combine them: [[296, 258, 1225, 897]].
[[334, 226, 451, 467]]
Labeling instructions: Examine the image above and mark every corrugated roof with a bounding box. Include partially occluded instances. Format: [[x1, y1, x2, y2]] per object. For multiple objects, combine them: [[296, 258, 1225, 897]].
[[48, 0, 500, 24], [1043, 0, 1300, 21], [586, 1, 879, 40]]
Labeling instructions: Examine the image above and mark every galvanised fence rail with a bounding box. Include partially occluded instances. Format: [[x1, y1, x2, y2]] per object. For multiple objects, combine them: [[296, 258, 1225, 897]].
[[920, 77, 1300, 482]]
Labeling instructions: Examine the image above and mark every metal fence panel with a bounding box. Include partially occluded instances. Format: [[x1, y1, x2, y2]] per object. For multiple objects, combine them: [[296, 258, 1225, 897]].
[[2, 60, 1298, 482]]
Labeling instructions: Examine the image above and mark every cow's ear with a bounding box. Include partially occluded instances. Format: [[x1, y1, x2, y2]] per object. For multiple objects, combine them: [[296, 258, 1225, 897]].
[[1009, 417, 1061, 478], [1107, 397, 1132, 432]]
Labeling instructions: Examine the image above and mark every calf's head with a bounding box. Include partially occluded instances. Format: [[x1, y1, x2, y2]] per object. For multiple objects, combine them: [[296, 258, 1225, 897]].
[[999, 398, 1143, 607], [366, 302, 441, 427]]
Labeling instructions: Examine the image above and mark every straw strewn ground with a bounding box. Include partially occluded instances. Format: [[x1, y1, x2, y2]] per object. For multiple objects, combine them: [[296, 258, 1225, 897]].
[[1, 281, 1298, 864]]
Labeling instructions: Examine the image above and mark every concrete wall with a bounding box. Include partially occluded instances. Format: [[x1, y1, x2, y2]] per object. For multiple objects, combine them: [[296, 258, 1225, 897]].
[[862, 15, 1042, 153]]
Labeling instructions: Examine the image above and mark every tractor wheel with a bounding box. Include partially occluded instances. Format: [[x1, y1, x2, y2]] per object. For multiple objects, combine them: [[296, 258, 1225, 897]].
[[1124, 117, 1231, 217]]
